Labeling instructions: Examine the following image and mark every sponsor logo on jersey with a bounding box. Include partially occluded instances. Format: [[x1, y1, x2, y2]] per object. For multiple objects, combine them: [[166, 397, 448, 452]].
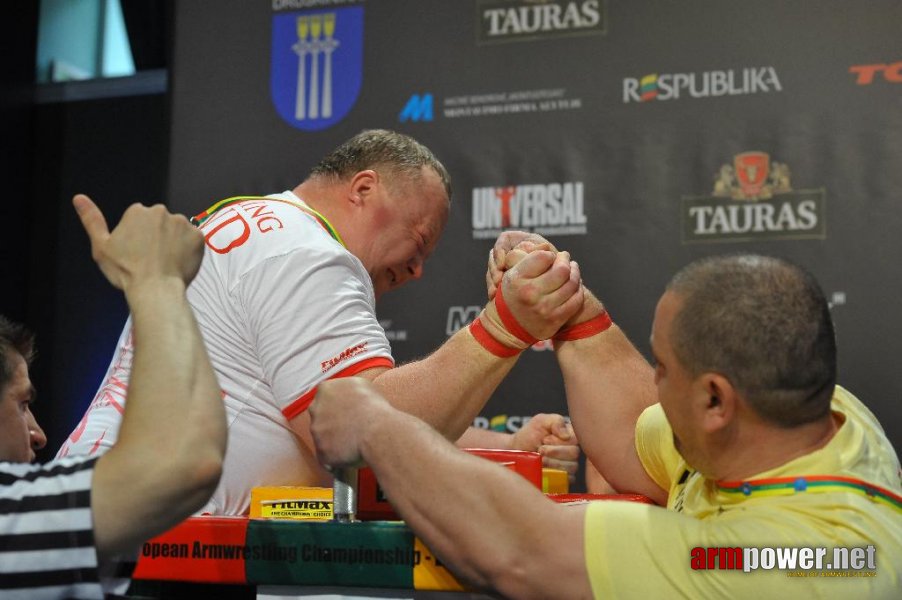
[[849, 61, 902, 85], [681, 152, 826, 243], [478, 0, 606, 44], [623, 67, 781, 103], [321, 342, 367, 373], [201, 200, 287, 255], [271, 2, 364, 131], [472, 182, 588, 239]]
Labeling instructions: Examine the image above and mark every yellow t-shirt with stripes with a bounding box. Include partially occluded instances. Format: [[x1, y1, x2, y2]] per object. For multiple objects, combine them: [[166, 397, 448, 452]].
[[584, 386, 902, 598]]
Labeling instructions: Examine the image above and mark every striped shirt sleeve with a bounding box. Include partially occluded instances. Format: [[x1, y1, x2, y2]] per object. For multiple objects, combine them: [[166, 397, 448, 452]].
[[0, 456, 103, 600]]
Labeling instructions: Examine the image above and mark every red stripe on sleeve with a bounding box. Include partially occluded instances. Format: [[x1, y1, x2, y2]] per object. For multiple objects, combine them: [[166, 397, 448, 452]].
[[281, 356, 395, 420]]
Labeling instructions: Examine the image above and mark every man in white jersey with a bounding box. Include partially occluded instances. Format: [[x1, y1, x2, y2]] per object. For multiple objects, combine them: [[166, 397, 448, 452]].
[[1, 195, 226, 599], [60, 130, 587, 515]]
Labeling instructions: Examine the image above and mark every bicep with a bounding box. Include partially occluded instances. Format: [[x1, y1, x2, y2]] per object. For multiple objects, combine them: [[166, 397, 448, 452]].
[[585, 458, 616, 495], [556, 330, 666, 502], [616, 445, 669, 504]]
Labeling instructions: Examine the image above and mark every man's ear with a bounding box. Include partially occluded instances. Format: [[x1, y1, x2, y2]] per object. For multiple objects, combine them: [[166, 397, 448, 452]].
[[348, 170, 379, 206], [700, 374, 738, 434]]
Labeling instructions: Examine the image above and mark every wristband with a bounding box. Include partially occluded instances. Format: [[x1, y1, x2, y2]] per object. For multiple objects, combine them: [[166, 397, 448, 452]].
[[495, 284, 540, 346], [469, 317, 523, 358], [553, 311, 613, 342]]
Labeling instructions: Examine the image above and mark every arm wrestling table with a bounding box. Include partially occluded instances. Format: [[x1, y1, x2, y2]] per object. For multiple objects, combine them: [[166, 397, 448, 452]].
[[126, 450, 653, 599]]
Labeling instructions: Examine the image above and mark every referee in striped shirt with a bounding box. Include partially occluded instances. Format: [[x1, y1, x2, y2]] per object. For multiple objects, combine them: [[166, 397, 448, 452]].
[[0, 195, 228, 599]]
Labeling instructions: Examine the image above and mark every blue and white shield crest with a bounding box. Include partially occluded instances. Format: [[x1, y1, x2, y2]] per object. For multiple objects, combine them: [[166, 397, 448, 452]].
[[271, 7, 364, 131]]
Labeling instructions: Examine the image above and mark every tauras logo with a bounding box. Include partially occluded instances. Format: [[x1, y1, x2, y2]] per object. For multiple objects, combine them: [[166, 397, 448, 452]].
[[681, 152, 826, 244], [624, 67, 781, 103], [472, 182, 588, 240], [478, 0, 604, 43], [446, 306, 482, 336]]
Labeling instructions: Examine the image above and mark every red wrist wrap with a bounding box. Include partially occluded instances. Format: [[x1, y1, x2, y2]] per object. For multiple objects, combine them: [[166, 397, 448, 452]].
[[495, 285, 540, 345], [469, 317, 522, 358], [553, 311, 613, 341]]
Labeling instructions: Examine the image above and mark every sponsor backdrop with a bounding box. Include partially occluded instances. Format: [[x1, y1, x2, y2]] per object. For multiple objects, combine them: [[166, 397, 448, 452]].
[[167, 1, 902, 476]]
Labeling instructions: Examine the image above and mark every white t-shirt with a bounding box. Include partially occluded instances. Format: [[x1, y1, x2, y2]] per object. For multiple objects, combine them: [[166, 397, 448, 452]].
[[58, 192, 393, 514]]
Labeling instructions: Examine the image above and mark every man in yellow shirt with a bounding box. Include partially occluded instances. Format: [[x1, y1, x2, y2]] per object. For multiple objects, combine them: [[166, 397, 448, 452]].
[[308, 244, 901, 598]]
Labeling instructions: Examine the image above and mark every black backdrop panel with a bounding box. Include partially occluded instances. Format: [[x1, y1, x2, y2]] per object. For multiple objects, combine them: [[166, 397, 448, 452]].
[[23, 94, 169, 460], [168, 0, 902, 454]]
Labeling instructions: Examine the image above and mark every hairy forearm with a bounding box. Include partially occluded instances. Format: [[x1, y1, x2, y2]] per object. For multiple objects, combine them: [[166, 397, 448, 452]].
[[359, 405, 589, 598], [123, 279, 225, 468], [370, 329, 519, 440], [556, 324, 665, 502]]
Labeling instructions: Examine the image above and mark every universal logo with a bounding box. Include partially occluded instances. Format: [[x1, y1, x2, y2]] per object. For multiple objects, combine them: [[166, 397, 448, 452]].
[[477, 0, 606, 44], [681, 152, 826, 244], [472, 182, 588, 240]]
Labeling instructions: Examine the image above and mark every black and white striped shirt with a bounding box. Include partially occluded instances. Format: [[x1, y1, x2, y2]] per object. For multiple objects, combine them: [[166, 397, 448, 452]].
[[1, 455, 101, 600]]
